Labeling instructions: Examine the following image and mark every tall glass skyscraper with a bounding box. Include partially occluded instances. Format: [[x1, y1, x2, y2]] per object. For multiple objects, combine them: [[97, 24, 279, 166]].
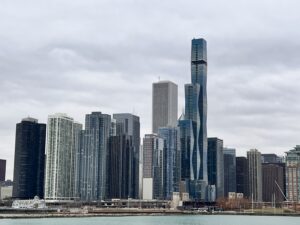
[[79, 112, 111, 201], [113, 113, 140, 199], [158, 127, 180, 200], [183, 38, 208, 200], [224, 147, 237, 197]]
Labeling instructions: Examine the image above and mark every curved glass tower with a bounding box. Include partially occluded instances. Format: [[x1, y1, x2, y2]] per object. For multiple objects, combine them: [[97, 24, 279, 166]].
[[182, 38, 208, 200]]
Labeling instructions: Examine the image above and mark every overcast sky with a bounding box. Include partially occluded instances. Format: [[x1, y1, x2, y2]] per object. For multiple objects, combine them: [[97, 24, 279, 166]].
[[1, 0, 300, 179]]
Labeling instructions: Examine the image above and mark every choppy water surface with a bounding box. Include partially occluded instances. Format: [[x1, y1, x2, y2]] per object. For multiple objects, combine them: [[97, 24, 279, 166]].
[[0, 215, 299, 225]]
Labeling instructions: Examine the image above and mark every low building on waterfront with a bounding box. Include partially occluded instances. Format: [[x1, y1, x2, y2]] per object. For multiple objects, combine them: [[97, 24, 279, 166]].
[[12, 196, 46, 209]]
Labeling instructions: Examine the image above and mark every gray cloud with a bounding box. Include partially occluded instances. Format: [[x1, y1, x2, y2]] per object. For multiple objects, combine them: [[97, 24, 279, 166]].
[[1, 0, 300, 179]]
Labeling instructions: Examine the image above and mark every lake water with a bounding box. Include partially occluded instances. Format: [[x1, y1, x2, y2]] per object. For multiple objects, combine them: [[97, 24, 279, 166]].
[[0, 215, 299, 225]]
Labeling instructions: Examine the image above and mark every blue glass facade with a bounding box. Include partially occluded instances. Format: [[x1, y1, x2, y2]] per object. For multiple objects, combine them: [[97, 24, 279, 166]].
[[158, 127, 180, 200], [183, 38, 208, 199]]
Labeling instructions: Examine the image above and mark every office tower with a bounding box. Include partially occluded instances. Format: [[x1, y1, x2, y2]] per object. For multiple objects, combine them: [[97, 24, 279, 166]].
[[12, 117, 46, 199], [152, 81, 178, 134], [0, 159, 6, 182], [207, 138, 224, 199], [79, 112, 110, 201], [142, 134, 164, 200], [285, 145, 300, 202], [182, 38, 208, 200], [262, 163, 285, 202], [113, 113, 140, 199], [158, 127, 180, 200], [223, 148, 236, 197], [107, 135, 134, 199], [236, 157, 249, 198], [44, 113, 82, 200], [247, 149, 262, 202]]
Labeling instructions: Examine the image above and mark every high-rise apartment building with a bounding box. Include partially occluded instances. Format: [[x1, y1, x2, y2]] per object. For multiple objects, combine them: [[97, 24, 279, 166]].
[[152, 81, 178, 134], [207, 138, 224, 199], [79, 112, 110, 201], [223, 148, 236, 197], [285, 145, 300, 202], [142, 134, 164, 200], [158, 127, 180, 200], [236, 156, 249, 198], [182, 38, 208, 200], [113, 113, 140, 199], [12, 117, 46, 199], [44, 113, 82, 200], [247, 149, 262, 202], [0, 159, 6, 182]]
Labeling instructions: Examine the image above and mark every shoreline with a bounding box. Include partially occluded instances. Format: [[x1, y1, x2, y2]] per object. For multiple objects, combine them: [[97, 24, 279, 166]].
[[1, 209, 300, 219]]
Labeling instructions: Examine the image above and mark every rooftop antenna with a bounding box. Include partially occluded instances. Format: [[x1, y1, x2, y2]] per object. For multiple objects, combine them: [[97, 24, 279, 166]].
[[158, 76, 160, 81]]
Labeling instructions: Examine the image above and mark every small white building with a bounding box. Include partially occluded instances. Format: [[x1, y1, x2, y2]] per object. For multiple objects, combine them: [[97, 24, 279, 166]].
[[0, 186, 13, 200], [12, 196, 46, 209]]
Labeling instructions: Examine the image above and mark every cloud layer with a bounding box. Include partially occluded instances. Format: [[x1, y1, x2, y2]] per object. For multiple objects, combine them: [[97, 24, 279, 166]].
[[1, 0, 300, 179]]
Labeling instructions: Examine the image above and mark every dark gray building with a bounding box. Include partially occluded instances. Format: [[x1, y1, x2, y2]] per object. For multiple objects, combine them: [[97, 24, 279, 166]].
[[223, 148, 236, 197], [207, 138, 224, 199], [236, 157, 249, 198], [107, 135, 134, 199], [261, 154, 282, 163], [0, 159, 6, 182], [113, 113, 140, 199], [13, 117, 46, 199], [262, 163, 285, 202]]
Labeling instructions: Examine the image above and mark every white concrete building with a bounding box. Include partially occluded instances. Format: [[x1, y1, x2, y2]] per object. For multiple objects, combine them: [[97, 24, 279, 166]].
[[44, 113, 82, 200]]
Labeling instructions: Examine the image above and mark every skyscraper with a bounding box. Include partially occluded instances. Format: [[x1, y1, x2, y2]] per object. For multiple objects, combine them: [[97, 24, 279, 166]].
[[262, 163, 285, 202], [236, 157, 249, 198], [158, 127, 180, 200], [0, 159, 6, 182], [223, 148, 236, 196], [142, 134, 164, 200], [79, 112, 111, 201], [247, 149, 262, 202], [183, 38, 208, 200], [152, 81, 178, 134], [178, 116, 193, 189], [107, 135, 134, 199], [285, 145, 300, 202], [113, 113, 140, 199], [207, 138, 224, 199], [44, 113, 82, 200], [12, 117, 46, 199]]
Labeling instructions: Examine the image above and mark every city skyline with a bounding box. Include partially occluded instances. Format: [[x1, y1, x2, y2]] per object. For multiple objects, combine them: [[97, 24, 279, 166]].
[[2, 0, 300, 180]]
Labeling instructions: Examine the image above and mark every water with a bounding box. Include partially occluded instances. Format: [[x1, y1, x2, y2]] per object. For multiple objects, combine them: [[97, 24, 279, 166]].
[[0, 215, 299, 225]]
